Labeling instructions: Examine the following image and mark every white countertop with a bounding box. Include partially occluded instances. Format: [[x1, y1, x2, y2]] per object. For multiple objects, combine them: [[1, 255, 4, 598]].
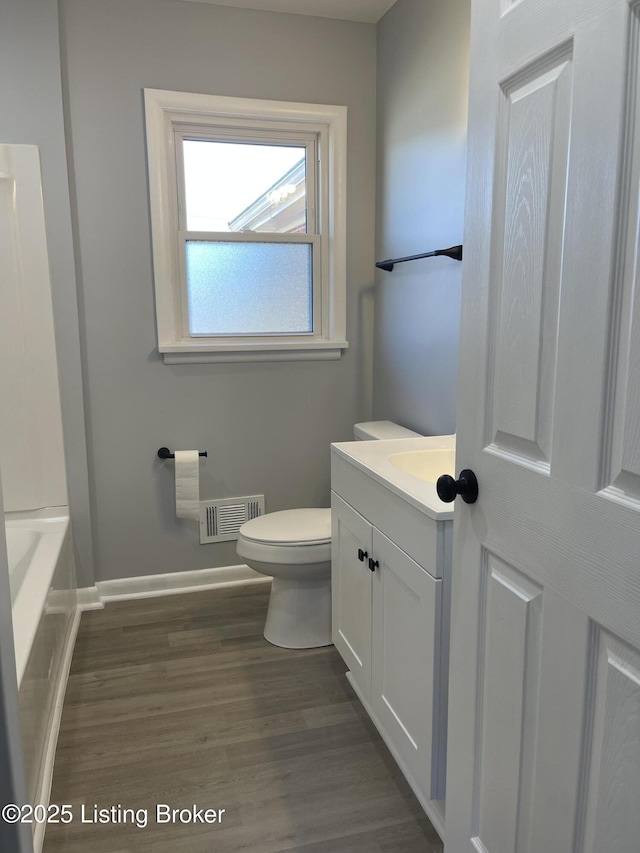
[[331, 434, 456, 521]]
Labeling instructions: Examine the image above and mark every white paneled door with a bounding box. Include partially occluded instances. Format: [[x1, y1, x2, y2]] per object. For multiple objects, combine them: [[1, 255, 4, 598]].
[[445, 0, 640, 850]]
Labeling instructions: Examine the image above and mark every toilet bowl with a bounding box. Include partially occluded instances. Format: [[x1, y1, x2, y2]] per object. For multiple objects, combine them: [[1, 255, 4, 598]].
[[237, 423, 421, 650], [236, 508, 332, 649]]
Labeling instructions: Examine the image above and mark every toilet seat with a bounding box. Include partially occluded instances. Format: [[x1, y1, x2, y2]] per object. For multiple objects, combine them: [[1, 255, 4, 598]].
[[237, 509, 331, 566], [237, 538, 330, 565], [239, 508, 331, 546]]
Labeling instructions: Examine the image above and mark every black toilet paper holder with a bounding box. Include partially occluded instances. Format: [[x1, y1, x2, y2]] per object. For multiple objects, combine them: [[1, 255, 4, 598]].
[[157, 447, 208, 460]]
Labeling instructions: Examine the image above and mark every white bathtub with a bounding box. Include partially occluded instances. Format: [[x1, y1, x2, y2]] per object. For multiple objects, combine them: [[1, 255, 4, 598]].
[[5, 509, 70, 686], [6, 507, 78, 852]]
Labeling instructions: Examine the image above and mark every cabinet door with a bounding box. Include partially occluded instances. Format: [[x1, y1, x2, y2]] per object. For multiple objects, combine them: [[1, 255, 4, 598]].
[[371, 528, 443, 801], [331, 492, 372, 697]]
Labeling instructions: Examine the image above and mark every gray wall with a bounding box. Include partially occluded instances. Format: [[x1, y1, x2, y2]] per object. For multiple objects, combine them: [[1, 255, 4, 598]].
[[373, 0, 470, 436], [0, 0, 94, 587], [59, 0, 376, 582]]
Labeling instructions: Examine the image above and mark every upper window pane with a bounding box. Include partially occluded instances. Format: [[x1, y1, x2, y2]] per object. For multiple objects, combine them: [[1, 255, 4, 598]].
[[182, 140, 307, 234]]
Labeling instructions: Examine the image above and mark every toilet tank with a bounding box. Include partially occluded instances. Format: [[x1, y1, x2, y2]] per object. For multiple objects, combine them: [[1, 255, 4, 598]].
[[353, 420, 422, 441]]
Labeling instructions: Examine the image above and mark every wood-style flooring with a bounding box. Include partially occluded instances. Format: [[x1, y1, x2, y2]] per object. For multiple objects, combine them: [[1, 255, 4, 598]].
[[43, 584, 443, 852]]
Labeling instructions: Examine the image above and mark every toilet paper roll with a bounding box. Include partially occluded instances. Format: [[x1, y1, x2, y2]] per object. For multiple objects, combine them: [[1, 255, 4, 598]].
[[174, 450, 200, 521]]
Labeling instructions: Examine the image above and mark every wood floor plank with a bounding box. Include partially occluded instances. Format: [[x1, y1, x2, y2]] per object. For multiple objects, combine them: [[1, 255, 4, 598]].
[[43, 584, 443, 852]]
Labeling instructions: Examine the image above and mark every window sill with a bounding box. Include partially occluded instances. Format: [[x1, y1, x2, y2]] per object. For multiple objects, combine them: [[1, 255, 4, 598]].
[[160, 340, 349, 364]]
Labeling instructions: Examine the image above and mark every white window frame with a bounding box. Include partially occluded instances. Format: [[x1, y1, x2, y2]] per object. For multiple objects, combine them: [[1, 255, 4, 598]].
[[143, 89, 348, 363]]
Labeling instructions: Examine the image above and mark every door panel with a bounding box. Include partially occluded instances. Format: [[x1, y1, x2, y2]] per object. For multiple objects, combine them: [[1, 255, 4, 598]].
[[607, 15, 640, 504], [491, 52, 572, 468], [331, 492, 372, 696], [372, 529, 442, 800], [527, 593, 592, 853], [550, 3, 632, 492], [446, 0, 640, 849], [581, 631, 640, 853], [473, 554, 543, 853]]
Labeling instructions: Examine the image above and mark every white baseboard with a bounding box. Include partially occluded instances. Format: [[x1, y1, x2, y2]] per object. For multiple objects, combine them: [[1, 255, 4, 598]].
[[34, 603, 82, 853], [77, 564, 269, 608], [75, 585, 103, 610]]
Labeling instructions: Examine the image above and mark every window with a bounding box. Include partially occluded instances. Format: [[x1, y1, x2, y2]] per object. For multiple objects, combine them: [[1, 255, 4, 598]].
[[143, 89, 348, 363]]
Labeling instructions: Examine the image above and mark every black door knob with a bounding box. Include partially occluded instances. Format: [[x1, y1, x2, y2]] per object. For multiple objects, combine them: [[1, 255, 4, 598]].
[[368, 558, 379, 572], [357, 548, 368, 562], [436, 469, 479, 504]]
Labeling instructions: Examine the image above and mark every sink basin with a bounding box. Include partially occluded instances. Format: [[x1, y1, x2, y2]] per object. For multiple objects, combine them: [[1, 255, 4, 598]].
[[388, 448, 455, 483], [331, 433, 456, 519]]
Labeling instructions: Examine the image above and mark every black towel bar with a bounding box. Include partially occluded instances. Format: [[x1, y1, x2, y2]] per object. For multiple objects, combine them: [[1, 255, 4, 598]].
[[376, 244, 463, 272]]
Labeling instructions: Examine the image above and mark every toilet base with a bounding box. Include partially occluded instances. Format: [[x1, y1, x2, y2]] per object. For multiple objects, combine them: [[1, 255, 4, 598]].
[[263, 576, 332, 649]]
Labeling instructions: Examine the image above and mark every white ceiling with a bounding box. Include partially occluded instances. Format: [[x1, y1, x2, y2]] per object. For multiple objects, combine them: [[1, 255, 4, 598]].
[[180, 0, 399, 24]]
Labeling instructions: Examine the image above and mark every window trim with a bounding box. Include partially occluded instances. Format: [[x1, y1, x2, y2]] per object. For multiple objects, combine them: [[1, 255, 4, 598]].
[[143, 89, 348, 363]]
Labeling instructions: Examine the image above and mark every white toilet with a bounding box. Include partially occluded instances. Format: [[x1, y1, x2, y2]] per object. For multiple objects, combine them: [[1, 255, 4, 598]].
[[237, 420, 422, 649], [237, 508, 332, 649]]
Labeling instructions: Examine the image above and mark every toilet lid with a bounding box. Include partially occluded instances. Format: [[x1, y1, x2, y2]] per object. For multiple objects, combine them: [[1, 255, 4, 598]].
[[239, 508, 331, 546]]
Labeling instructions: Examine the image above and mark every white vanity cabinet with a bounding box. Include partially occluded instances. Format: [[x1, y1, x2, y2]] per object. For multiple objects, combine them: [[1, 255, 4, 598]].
[[331, 438, 453, 836]]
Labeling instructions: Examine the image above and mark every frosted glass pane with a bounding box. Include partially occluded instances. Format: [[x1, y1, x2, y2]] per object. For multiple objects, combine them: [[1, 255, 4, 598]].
[[186, 241, 313, 335], [182, 140, 307, 233]]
